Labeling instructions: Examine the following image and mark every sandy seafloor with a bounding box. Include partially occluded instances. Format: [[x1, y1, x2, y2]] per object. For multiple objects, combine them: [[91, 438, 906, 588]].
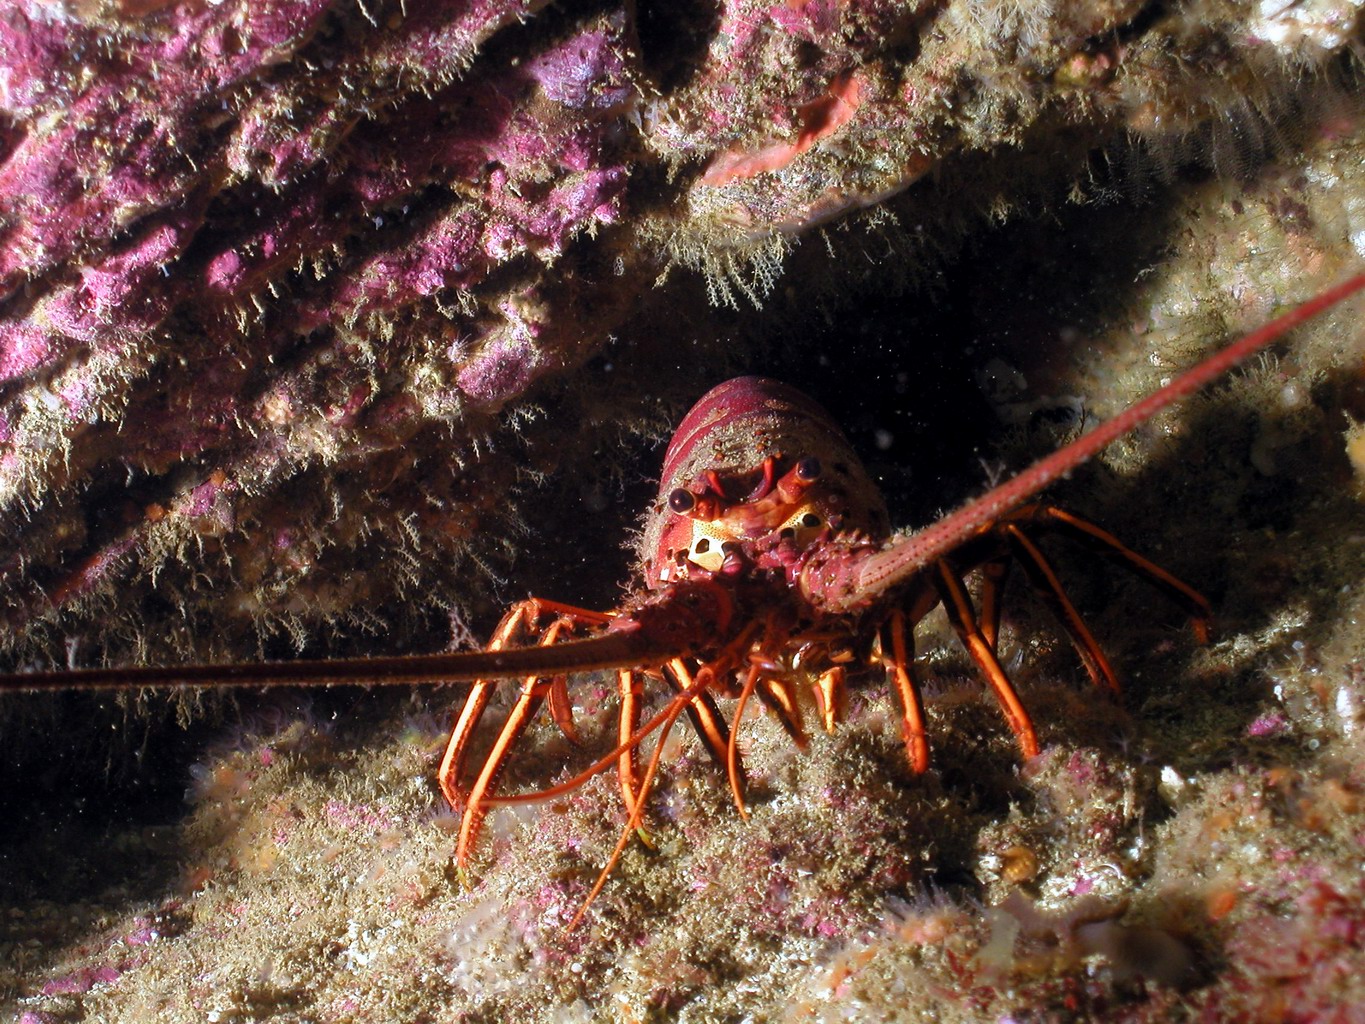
[[6, 86, 1365, 1024]]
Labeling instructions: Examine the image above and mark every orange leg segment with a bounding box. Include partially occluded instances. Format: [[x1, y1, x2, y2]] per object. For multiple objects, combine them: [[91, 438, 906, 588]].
[[1031, 505, 1213, 643], [934, 561, 1040, 760], [977, 557, 1012, 654], [756, 675, 809, 749], [438, 598, 613, 874], [664, 658, 736, 781], [725, 665, 764, 820], [885, 609, 930, 774], [455, 673, 550, 872], [437, 599, 542, 811], [617, 668, 645, 815], [812, 667, 845, 734], [565, 673, 702, 933], [1002, 523, 1120, 695], [548, 674, 580, 745]]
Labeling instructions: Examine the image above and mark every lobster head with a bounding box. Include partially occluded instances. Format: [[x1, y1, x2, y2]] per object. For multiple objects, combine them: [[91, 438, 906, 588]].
[[641, 377, 890, 588]]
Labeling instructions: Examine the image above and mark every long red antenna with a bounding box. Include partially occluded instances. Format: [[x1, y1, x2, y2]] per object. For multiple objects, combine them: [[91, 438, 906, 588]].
[[832, 272, 1365, 612], [0, 624, 679, 693]]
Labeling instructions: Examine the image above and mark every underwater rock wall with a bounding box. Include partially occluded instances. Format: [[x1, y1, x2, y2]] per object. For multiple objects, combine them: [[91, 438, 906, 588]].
[[1, 0, 1360, 662]]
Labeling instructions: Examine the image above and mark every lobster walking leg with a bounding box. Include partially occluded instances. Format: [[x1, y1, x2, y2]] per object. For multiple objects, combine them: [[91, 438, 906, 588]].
[[726, 664, 765, 818], [440, 600, 613, 873], [664, 658, 736, 778], [437, 599, 542, 811], [885, 608, 930, 774], [1001, 522, 1120, 695], [755, 676, 808, 749], [934, 561, 1042, 759], [977, 557, 1012, 654], [567, 676, 700, 933], [589, 654, 747, 844], [438, 598, 614, 810], [455, 673, 549, 872], [1026, 505, 1213, 642], [617, 668, 646, 815], [811, 666, 846, 735]]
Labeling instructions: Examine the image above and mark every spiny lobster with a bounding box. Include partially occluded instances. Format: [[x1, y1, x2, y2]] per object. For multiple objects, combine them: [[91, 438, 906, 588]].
[[4, 273, 1363, 928]]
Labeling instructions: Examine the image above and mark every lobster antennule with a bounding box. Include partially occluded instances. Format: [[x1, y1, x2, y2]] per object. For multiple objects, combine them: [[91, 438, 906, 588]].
[[807, 272, 1365, 614], [0, 625, 684, 694]]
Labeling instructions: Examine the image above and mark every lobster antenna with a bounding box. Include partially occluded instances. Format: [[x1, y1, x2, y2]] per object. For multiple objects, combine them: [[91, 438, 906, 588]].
[[0, 625, 681, 693], [844, 272, 1365, 610]]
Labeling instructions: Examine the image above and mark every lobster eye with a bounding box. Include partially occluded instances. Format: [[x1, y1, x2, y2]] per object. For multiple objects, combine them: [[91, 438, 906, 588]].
[[795, 457, 822, 482], [668, 488, 696, 513]]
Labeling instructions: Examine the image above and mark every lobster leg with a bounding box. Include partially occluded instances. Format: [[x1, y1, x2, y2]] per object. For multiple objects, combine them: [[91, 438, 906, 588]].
[[548, 674, 580, 745], [879, 582, 942, 771], [566, 675, 700, 933], [811, 666, 846, 734], [455, 675, 549, 873], [756, 676, 809, 749], [442, 600, 613, 873], [437, 599, 541, 811], [664, 658, 739, 790], [617, 668, 646, 815], [934, 561, 1041, 760], [725, 628, 812, 818], [438, 598, 614, 811], [1026, 505, 1213, 642], [977, 557, 1012, 654], [884, 608, 930, 774], [726, 664, 765, 819], [1001, 523, 1120, 695]]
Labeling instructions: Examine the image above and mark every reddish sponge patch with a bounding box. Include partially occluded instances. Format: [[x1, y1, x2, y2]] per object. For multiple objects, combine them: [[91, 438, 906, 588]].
[[456, 331, 544, 410], [702, 71, 865, 186]]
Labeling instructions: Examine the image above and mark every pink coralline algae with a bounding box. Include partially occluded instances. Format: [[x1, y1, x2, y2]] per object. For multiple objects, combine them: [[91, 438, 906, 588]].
[[0, 0, 1360, 663], [39, 966, 123, 998]]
